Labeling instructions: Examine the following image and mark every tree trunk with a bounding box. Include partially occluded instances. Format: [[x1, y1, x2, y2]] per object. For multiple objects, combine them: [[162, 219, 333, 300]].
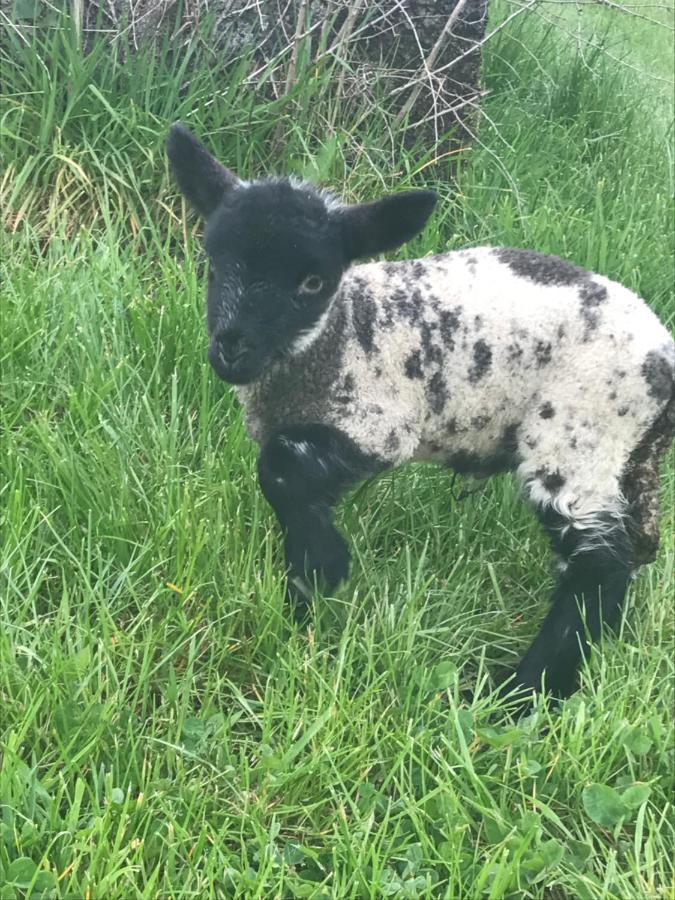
[[88, 0, 488, 147], [11, 1, 489, 151]]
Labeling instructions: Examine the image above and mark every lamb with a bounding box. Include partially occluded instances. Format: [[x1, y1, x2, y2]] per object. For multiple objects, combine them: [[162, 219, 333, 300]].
[[167, 122, 675, 703]]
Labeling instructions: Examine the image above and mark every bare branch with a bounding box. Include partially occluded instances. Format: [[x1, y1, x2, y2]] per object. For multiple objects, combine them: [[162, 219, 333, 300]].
[[395, 0, 474, 129]]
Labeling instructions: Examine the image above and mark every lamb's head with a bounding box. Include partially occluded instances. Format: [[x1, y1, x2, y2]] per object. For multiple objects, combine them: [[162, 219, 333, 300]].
[[167, 123, 437, 384]]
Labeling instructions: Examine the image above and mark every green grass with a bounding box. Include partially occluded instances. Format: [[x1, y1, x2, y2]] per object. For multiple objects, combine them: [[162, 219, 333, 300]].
[[1, 2, 674, 897]]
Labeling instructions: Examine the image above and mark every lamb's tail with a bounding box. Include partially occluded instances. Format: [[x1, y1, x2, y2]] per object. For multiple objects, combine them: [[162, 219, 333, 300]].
[[620, 342, 675, 565], [654, 339, 675, 439]]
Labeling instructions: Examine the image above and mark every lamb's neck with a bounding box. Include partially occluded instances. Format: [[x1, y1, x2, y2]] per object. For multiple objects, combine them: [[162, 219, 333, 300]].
[[290, 291, 344, 356], [234, 295, 347, 406]]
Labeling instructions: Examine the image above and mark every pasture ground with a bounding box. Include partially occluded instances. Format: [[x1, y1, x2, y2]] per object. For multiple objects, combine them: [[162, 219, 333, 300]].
[[2, 2, 674, 896]]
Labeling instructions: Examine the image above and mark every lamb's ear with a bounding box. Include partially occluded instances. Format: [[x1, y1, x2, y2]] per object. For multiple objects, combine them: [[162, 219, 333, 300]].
[[167, 122, 240, 218], [337, 190, 437, 262]]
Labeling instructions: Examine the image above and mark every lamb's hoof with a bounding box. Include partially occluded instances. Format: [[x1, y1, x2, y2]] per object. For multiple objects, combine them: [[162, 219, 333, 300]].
[[305, 531, 351, 589], [497, 671, 539, 718], [286, 534, 350, 603], [498, 668, 573, 720], [286, 574, 314, 622], [459, 686, 475, 707]]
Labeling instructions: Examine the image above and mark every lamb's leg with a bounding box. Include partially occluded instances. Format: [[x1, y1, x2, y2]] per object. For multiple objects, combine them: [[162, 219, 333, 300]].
[[258, 424, 386, 612], [509, 508, 633, 703]]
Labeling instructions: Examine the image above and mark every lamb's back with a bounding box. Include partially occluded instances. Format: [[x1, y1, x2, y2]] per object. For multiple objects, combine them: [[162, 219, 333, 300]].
[[238, 247, 673, 475], [335, 248, 673, 466]]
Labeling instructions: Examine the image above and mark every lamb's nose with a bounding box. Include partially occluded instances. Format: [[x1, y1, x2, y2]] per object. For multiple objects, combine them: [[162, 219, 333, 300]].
[[214, 329, 248, 364]]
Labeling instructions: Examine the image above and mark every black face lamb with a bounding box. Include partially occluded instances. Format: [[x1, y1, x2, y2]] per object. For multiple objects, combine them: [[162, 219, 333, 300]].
[[168, 123, 675, 707], [168, 124, 436, 385]]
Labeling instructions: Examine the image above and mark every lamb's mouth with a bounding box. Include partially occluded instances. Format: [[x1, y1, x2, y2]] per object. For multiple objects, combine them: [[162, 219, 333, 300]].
[[207, 345, 265, 385]]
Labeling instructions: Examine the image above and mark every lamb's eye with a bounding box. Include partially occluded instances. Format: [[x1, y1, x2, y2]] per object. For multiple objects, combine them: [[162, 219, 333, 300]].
[[298, 274, 323, 295]]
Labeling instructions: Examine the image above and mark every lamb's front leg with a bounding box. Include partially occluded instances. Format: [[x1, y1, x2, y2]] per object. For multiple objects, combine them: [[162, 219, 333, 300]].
[[258, 424, 386, 613]]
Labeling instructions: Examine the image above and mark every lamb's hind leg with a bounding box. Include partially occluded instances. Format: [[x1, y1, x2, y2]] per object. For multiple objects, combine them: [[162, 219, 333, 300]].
[[511, 393, 674, 702], [510, 496, 633, 702]]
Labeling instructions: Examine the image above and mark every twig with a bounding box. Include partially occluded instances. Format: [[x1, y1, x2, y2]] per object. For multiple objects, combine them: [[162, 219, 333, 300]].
[[284, 0, 308, 97], [330, 0, 365, 126], [395, 0, 473, 127], [427, 0, 541, 80], [458, 100, 525, 218], [532, 2, 675, 83]]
